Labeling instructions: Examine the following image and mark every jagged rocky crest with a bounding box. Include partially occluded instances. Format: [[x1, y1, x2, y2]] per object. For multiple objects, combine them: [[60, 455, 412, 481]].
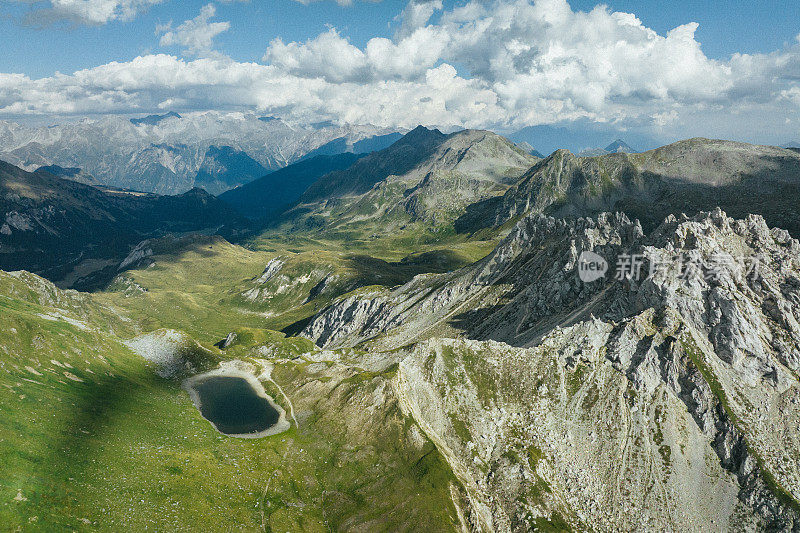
[[300, 208, 800, 530]]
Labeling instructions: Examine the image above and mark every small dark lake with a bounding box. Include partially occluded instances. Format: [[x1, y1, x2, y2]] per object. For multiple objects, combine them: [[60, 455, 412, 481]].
[[193, 376, 281, 436]]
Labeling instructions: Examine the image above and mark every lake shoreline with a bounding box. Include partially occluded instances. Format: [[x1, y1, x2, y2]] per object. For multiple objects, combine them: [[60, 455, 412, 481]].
[[182, 361, 291, 439]]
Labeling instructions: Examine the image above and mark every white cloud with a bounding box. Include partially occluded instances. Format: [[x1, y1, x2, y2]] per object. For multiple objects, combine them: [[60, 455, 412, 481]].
[[396, 0, 441, 39], [158, 3, 230, 56], [14, 0, 163, 26], [0, 54, 501, 129], [264, 26, 448, 83], [262, 0, 800, 132], [1, 0, 800, 144]]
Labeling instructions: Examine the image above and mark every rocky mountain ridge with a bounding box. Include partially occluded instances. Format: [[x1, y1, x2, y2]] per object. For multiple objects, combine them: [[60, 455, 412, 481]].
[[285, 126, 540, 235], [456, 138, 800, 237], [297, 207, 800, 529]]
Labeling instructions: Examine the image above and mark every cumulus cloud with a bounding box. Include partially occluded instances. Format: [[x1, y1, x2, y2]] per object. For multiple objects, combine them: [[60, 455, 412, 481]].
[[0, 54, 501, 129], [264, 26, 447, 83], [396, 0, 441, 40], [158, 3, 230, 56], [14, 0, 163, 26], [263, 0, 800, 132], [1, 0, 800, 143]]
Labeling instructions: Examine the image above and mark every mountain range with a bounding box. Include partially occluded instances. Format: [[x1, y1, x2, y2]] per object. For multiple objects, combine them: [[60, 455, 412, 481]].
[[300, 207, 800, 530], [1, 123, 800, 531], [0, 161, 245, 289], [218, 152, 366, 220], [283, 126, 539, 238], [509, 123, 658, 156], [577, 139, 638, 157], [456, 138, 800, 237], [0, 112, 400, 195]]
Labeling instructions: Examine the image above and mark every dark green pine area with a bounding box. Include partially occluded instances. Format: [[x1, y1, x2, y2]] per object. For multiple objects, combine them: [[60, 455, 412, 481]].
[[1, 126, 800, 531]]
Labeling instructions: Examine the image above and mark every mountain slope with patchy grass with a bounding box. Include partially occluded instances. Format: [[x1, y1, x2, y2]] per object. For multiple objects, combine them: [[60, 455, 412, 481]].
[[456, 138, 800, 237], [298, 208, 800, 530], [282, 126, 539, 241], [4, 134, 800, 532]]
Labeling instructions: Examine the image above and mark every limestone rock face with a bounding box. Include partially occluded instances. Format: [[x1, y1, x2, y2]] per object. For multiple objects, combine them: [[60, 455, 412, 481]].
[[302, 208, 800, 531]]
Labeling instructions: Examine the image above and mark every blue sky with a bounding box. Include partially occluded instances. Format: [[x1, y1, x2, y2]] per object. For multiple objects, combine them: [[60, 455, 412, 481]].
[[0, 0, 798, 145], [2, 0, 401, 77], [4, 0, 799, 77]]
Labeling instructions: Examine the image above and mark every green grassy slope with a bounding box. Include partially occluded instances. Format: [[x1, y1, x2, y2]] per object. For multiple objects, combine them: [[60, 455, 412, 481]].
[[0, 267, 464, 531], [100, 230, 497, 342]]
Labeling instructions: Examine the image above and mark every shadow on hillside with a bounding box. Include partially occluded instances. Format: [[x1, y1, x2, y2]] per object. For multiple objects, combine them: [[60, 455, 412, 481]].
[[280, 250, 476, 340], [454, 158, 800, 238], [281, 315, 315, 337], [35, 371, 179, 511], [342, 250, 470, 288]]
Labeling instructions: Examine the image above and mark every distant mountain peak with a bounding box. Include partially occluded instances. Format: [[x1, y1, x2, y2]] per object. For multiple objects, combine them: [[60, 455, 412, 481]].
[[577, 139, 637, 157], [193, 145, 267, 195], [35, 164, 102, 186], [37, 164, 81, 177], [604, 139, 637, 153], [180, 187, 215, 198], [400, 125, 446, 144], [130, 111, 182, 126]]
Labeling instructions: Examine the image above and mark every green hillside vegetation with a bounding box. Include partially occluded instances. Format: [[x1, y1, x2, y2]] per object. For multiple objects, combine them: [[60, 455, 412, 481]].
[[4, 132, 800, 530], [0, 268, 464, 531], [100, 230, 496, 343]]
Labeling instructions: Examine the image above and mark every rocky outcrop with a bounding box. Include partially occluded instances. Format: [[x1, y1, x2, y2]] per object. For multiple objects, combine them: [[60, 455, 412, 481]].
[[390, 317, 799, 531], [302, 208, 800, 530], [216, 332, 238, 350], [301, 211, 645, 349]]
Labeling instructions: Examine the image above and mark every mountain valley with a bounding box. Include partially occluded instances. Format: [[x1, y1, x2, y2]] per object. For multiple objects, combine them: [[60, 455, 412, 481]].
[[1, 124, 800, 532]]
